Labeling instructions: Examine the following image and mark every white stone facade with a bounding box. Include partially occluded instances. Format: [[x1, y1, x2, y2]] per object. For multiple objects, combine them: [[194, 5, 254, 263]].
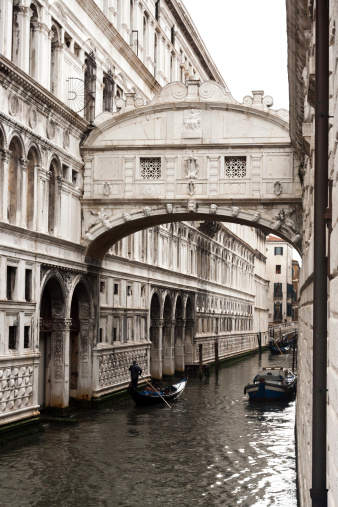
[[0, 0, 271, 426]]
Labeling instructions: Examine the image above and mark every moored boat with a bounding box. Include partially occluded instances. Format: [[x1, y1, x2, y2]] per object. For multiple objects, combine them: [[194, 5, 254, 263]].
[[129, 378, 188, 406], [244, 366, 296, 401]]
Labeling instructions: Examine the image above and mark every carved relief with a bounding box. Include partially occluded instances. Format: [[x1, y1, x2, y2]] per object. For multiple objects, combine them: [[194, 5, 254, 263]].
[[166, 203, 173, 213], [103, 182, 112, 195], [46, 118, 56, 140], [89, 208, 111, 229], [184, 157, 199, 179], [188, 181, 196, 195], [187, 200, 197, 213], [63, 129, 70, 150], [273, 180, 283, 196], [122, 211, 131, 222], [9, 94, 19, 117], [231, 206, 240, 217], [143, 206, 151, 217], [183, 109, 201, 132], [28, 107, 37, 129]]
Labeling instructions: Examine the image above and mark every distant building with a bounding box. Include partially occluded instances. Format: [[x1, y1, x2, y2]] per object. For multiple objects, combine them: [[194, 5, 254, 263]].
[[266, 235, 294, 323]]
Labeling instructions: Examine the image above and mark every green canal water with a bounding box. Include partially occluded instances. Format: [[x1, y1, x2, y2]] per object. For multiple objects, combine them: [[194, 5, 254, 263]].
[[0, 351, 297, 506]]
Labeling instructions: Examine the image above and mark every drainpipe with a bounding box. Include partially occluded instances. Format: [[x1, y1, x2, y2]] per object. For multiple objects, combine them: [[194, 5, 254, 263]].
[[310, 0, 329, 505]]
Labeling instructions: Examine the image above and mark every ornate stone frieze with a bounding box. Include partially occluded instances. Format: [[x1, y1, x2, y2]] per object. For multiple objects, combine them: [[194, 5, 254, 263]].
[[98, 349, 147, 388], [0, 365, 34, 413]]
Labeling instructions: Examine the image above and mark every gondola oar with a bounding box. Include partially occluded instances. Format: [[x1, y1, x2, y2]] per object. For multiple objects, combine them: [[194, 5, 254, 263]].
[[139, 375, 171, 409]]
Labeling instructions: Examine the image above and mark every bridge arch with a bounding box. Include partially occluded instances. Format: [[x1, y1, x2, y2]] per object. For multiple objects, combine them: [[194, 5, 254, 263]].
[[81, 80, 302, 264]]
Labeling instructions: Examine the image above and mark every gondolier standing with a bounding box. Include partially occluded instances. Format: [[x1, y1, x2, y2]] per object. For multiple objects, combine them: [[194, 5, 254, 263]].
[[129, 360, 142, 389]]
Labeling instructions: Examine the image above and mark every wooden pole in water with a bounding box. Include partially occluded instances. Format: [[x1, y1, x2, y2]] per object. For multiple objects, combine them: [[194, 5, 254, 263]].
[[215, 341, 219, 372], [199, 344, 203, 379]]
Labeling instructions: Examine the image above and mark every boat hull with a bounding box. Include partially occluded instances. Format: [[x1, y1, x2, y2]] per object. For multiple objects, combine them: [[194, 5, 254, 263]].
[[244, 380, 296, 401]]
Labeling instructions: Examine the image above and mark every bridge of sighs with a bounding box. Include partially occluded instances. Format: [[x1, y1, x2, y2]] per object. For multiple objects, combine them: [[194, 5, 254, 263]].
[[81, 80, 302, 263]]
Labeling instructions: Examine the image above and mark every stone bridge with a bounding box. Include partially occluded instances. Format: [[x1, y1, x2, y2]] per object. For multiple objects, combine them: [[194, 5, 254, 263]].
[[81, 80, 302, 262]]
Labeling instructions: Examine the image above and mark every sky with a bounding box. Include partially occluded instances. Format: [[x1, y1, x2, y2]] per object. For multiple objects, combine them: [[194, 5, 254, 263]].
[[182, 0, 289, 111]]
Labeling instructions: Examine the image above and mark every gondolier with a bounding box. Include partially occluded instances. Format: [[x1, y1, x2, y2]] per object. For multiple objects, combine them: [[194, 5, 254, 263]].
[[129, 360, 142, 389]]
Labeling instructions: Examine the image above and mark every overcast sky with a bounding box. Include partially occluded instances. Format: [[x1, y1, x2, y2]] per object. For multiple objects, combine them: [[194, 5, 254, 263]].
[[182, 0, 289, 111]]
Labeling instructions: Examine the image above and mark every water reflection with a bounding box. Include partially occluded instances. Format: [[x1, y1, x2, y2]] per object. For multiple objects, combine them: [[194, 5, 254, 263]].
[[0, 351, 297, 507]]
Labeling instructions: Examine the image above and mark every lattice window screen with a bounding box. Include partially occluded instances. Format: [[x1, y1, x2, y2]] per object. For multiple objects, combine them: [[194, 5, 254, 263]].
[[140, 158, 161, 179], [224, 156, 247, 178]]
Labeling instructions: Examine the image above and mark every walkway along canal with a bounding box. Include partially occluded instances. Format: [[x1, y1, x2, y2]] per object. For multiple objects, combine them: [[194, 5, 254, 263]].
[[0, 351, 297, 507]]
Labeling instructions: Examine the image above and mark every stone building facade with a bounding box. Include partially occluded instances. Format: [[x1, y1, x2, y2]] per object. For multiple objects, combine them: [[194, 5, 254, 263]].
[[287, 0, 338, 504], [0, 0, 269, 428], [266, 234, 294, 324]]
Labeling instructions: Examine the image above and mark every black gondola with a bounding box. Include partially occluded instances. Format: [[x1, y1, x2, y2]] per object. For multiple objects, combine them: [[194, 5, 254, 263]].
[[128, 378, 188, 406]]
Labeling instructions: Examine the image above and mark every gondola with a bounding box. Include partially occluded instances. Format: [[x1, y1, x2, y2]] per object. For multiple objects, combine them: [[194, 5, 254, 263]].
[[270, 343, 291, 354], [128, 378, 188, 406]]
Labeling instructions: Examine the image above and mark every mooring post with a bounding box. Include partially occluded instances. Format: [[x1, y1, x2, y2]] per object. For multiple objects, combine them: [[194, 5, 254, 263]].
[[199, 344, 203, 379], [215, 340, 219, 372]]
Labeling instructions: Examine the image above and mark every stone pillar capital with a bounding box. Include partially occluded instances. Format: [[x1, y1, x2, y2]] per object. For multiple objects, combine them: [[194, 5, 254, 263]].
[[20, 157, 29, 170], [1, 149, 11, 163]]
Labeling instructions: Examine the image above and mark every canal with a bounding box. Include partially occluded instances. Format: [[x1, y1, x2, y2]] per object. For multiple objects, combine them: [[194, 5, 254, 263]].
[[0, 351, 297, 507]]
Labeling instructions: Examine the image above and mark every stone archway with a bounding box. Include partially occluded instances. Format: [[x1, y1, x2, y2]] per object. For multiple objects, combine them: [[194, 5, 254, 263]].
[[39, 275, 68, 410]]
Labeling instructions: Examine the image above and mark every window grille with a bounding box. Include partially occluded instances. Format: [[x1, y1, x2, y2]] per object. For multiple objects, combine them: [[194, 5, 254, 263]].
[[224, 156, 246, 178], [140, 158, 161, 179]]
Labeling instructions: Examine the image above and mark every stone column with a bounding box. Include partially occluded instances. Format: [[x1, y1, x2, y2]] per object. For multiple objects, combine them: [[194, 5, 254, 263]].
[[175, 320, 185, 372], [0, 0, 13, 59], [0, 150, 11, 222], [162, 321, 175, 375], [51, 319, 71, 408], [51, 41, 65, 100], [40, 24, 53, 89], [12, 5, 32, 73], [19, 157, 28, 228], [29, 21, 41, 80], [184, 319, 194, 365], [77, 318, 94, 399], [36, 167, 50, 233], [150, 319, 163, 379]]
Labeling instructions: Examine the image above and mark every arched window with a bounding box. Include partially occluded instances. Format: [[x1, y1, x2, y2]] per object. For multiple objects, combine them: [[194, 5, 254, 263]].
[[8, 137, 22, 225], [29, 3, 39, 79]]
